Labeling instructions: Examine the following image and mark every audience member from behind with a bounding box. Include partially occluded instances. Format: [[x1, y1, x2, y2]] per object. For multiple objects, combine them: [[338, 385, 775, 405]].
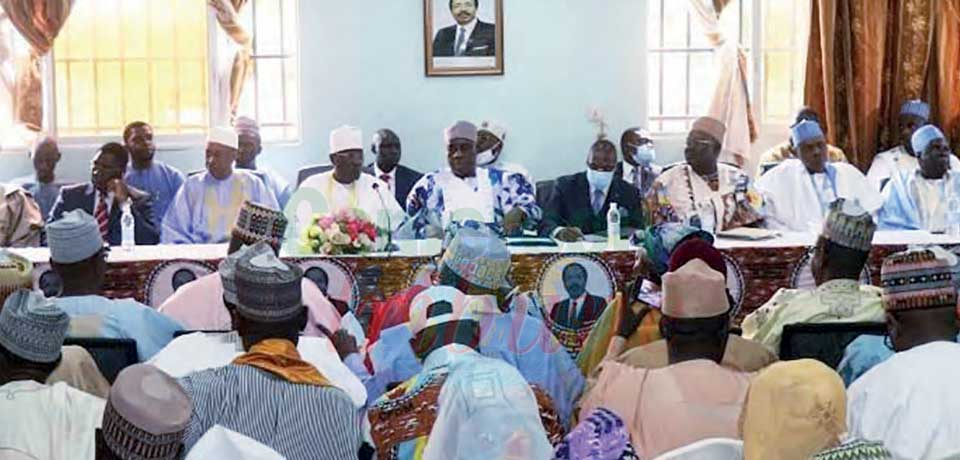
[[122, 121, 186, 224], [47, 210, 183, 361], [743, 199, 883, 353], [177, 250, 362, 459], [0, 289, 105, 460], [579, 259, 752, 459], [846, 246, 960, 460], [95, 364, 191, 460], [741, 359, 891, 460]]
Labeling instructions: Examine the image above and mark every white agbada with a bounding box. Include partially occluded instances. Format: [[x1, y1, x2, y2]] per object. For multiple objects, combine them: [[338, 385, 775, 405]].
[[866, 145, 960, 194], [0, 381, 105, 460], [186, 425, 285, 460], [756, 159, 881, 232], [147, 332, 367, 408], [847, 341, 960, 460], [295, 171, 405, 236]]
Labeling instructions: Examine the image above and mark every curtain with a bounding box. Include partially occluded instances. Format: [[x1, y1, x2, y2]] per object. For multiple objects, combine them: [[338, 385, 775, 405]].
[[934, 0, 960, 142], [687, 0, 758, 169], [209, 0, 252, 125], [0, 0, 74, 131]]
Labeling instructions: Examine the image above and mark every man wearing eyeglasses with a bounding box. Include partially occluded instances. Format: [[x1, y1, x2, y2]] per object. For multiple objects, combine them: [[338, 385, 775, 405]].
[[296, 126, 406, 242]]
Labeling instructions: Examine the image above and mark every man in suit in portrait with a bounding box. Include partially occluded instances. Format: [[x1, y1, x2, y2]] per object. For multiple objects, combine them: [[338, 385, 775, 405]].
[[541, 138, 643, 242], [362, 129, 423, 207], [49, 142, 160, 245], [550, 262, 607, 330], [432, 0, 496, 57]]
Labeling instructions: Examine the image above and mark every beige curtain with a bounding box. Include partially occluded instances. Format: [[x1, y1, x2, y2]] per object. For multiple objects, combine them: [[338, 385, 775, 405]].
[[0, 0, 74, 131], [209, 0, 252, 122], [687, 0, 758, 168]]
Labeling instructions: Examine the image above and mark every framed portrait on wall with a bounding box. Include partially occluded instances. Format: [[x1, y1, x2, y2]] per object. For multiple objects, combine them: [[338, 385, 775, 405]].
[[424, 0, 504, 76]]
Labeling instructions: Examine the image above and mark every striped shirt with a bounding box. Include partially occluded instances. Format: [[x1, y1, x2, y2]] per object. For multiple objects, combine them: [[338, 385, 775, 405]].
[[178, 364, 362, 460]]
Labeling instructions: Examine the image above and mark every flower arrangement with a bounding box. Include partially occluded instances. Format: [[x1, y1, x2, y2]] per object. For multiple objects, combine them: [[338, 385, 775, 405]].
[[302, 209, 379, 255]]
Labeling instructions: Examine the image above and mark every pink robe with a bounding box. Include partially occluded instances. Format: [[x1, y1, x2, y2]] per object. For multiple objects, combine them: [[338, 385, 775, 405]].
[[158, 273, 340, 337], [580, 359, 751, 459]]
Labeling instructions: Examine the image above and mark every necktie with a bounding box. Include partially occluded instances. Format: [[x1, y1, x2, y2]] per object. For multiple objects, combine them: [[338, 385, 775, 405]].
[[569, 298, 579, 328], [592, 189, 605, 214], [633, 168, 642, 191], [454, 27, 466, 56], [94, 196, 109, 239], [380, 174, 392, 192]]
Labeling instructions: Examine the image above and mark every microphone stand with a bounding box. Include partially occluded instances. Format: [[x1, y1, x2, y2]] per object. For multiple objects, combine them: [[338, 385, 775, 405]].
[[372, 182, 394, 257]]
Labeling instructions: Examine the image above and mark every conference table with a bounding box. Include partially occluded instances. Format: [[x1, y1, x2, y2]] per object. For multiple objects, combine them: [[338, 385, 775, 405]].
[[12, 231, 960, 325]]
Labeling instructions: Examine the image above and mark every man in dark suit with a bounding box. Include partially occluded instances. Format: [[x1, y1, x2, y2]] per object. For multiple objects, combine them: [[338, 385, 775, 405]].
[[541, 138, 643, 241], [432, 0, 496, 57], [49, 142, 160, 245], [362, 129, 423, 207], [550, 263, 607, 329]]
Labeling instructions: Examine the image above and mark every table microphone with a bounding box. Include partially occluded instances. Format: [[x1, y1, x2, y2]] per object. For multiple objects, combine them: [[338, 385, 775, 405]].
[[372, 182, 395, 255]]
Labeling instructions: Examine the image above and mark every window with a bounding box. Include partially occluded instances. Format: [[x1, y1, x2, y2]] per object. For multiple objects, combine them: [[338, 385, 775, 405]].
[[647, 0, 810, 133]]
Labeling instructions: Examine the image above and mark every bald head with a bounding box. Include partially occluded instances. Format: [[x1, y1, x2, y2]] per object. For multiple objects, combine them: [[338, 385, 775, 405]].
[[372, 128, 402, 173], [33, 136, 61, 184]]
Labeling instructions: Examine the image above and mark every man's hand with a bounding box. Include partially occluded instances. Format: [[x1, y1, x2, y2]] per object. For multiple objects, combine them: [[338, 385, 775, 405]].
[[616, 295, 643, 339], [502, 208, 527, 235], [554, 227, 585, 242], [108, 178, 130, 204], [332, 329, 359, 360]]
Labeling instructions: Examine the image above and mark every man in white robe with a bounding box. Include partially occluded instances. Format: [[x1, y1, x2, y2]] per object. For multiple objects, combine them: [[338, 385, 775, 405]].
[[866, 100, 960, 193], [161, 127, 279, 244], [756, 120, 881, 232], [878, 125, 958, 232], [294, 125, 406, 247], [476, 120, 533, 183]]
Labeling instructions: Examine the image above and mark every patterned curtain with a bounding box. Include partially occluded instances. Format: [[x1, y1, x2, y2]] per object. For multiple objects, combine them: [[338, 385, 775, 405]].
[[804, 0, 943, 171], [209, 0, 252, 123], [687, 0, 758, 169], [933, 0, 960, 143], [0, 0, 74, 131]]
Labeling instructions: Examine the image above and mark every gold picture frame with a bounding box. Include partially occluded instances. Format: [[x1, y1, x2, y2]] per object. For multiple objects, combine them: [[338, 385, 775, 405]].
[[423, 0, 504, 76]]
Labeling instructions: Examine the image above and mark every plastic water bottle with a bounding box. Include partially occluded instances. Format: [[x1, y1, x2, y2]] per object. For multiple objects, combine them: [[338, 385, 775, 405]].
[[120, 199, 135, 251], [607, 202, 621, 246]]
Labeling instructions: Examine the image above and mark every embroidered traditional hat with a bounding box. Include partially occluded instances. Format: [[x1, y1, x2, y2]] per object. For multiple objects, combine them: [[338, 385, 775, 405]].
[[47, 209, 105, 264], [812, 441, 893, 460], [0, 289, 68, 363], [881, 246, 960, 312], [408, 285, 475, 335], [821, 199, 876, 252], [0, 250, 34, 307], [553, 408, 638, 460], [231, 201, 288, 251], [691, 116, 726, 144], [911, 124, 946, 156], [330, 125, 363, 154], [219, 243, 273, 306], [900, 99, 931, 121], [661, 258, 729, 318], [439, 226, 511, 291], [444, 120, 478, 145], [207, 126, 239, 150], [234, 245, 303, 322], [791, 120, 826, 146], [101, 364, 192, 460], [479, 120, 507, 141]]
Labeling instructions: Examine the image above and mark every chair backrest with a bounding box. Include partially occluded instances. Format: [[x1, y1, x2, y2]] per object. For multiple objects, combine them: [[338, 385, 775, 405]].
[[297, 164, 334, 186], [779, 322, 887, 369], [653, 438, 743, 460], [63, 337, 139, 384]]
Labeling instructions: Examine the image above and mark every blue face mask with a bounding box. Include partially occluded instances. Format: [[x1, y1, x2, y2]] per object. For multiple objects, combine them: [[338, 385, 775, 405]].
[[586, 168, 614, 191], [634, 144, 656, 165]]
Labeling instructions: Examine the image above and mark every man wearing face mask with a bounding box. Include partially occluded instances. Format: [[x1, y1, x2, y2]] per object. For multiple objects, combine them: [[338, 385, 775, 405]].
[[756, 121, 879, 232], [755, 108, 849, 181], [407, 121, 540, 237], [361, 129, 422, 207], [541, 138, 643, 242], [476, 120, 532, 184], [646, 117, 763, 233], [617, 127, 660, 197]]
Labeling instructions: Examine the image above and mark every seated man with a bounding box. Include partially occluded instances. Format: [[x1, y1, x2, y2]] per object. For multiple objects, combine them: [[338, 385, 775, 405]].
[[235, 117, 293, 209], [541, 137, 643, 242], [50, 142, 159, 245], [755, 107, 848, 181], [743, 199, 884, 352], [476, 120, 532, 183], [578, 259, 752, 459], [367, 286, 555, 459], [0, 181, 43, 248], [646, 117, 763, 233], [11, 135, 64, 221], [47, 210, 184, 361], [867, 100, 960, 193], [407, 121, 541, 237], [0, 290, 105, 460], [159, 200, 343, 337], [847, 246, 960, 460], [162, 128, 278, 244], [879, 125, 957, 232], [362, 128, 423, 208], [95, 364, 191, 460], [756, 121, 880, 232], [618, 127, 661, 197], [295, 125, 406, 239], [177, 250, 363, 459], [123, 121, 186, 223]]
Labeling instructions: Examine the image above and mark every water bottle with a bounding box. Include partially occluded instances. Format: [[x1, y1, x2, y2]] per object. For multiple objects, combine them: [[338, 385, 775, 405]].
[[607, 202, 621, 246], [120, 199, 135, 251]]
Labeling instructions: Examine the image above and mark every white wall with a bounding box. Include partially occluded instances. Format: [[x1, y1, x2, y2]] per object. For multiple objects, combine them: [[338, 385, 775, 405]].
[[1, 0, 784, 185]]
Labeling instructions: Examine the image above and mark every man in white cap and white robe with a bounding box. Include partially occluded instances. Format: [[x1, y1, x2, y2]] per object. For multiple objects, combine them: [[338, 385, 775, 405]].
[[294, 125, 406, 245], [476, 120, 532, 183], [756, 120, 881, 232], [407, 120, 541, 237], [161, 127, 279, 244]]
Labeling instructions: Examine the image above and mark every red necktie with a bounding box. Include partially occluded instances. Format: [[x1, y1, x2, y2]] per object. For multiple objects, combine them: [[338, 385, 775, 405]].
[[380, 174, 392, 192], [569, 298, 579, 327], [94, 196, 109, 239]]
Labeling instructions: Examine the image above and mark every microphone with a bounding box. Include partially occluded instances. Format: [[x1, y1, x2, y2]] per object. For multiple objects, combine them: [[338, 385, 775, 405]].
[[372, 182, 394, 255]]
